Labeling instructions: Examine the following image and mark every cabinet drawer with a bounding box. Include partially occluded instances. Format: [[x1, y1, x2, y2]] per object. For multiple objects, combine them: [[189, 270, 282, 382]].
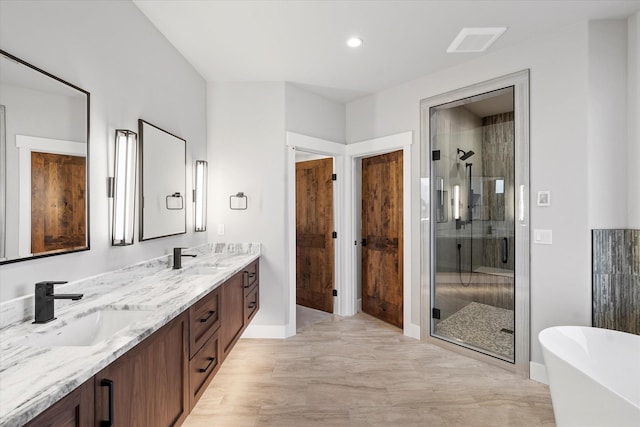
[[243, 259, 259, 292], [189, 331, 220, 409], [189, 287, 220, 358], [245, 284, 259, 322]]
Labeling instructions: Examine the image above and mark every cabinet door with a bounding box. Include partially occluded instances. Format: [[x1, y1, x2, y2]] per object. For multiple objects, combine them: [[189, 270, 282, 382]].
[[95, 312, 188, 427], [245, 283, 259, 323], [220, 271, 245, 358], [189, 287, 220, 358], [189, 330, 220, 409], [24, 377, 94, 427]]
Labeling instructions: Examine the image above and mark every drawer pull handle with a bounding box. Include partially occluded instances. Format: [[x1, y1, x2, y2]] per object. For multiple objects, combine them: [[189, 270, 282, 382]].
[[199, 357, 216, 373], [100, 379, 114, 427], [200, 310, 216, 323], [248, 273, 256, 278], [243, 271, 250, 288], [248, 302, 257, 309]]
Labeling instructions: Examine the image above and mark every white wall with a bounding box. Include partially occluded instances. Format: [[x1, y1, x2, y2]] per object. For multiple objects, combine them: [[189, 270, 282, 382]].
[[208, 82, 345, 336], [629, 12, 640, 228], [0, 0, 207, 302], [347, 21, 597, 365], [587, 20, 628, 229], [208, 82, 288, 331], [285, 83, 346, 143]]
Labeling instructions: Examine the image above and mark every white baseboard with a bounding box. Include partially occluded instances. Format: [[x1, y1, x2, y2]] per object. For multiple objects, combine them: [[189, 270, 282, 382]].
[[530, 361, 549, 384], [404, 322, 421, 340], [241, 324, 289, 339]]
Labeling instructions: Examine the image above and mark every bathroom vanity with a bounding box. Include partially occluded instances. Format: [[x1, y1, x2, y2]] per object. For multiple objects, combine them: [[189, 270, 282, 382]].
[[0, 244, 260, 427]]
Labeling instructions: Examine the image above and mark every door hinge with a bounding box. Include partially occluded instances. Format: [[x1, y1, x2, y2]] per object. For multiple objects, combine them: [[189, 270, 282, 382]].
[[332, 231, 337, 239], [432, 150, 440, 161], [332, 289, 338, 297], [331, 173, 337, 181], [432, 308, 441, 319], [361, 238, 367, 247]]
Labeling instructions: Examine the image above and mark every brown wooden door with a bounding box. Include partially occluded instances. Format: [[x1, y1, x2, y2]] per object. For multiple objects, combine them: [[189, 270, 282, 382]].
[[31, 152, 86, 254], [95, 313, 188, 427], [296, 158, 334, 313], [361, 150, 403, 328]]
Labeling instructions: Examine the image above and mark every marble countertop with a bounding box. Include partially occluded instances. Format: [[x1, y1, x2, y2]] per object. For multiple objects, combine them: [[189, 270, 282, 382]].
[[0, 243, 260, 427]]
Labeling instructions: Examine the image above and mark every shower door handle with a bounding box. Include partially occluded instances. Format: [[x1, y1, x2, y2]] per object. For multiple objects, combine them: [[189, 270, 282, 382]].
[[502, 238, 508, 264]]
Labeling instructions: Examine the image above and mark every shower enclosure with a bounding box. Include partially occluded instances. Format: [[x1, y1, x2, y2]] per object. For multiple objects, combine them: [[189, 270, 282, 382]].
[[420, 71, 530, 374]]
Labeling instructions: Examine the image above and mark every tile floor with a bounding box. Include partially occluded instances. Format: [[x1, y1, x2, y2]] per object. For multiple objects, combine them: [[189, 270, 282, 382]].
[[183, 313, 555, 427], [436, 302, 514, 359], [296, 304, 332, 331]]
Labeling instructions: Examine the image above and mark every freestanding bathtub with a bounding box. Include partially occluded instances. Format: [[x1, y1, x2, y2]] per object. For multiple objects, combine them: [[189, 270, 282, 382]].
[[539, 326, 640, 427]]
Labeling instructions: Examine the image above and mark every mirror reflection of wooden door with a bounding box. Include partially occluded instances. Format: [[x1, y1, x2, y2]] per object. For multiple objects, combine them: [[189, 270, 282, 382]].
[[296, 158, 334, 313], [31, 152, 86, 254], [361, 150, 403, 328]]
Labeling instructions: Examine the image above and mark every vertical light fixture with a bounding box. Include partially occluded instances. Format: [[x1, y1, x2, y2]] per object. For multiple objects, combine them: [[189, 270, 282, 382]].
[[453, 184, 461, 219], [194, 160, 207, 232], [111, 129, 137, 245]]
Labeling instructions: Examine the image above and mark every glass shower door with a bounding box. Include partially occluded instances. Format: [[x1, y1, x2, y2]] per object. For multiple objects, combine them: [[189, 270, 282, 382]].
[[430, 87, 516, 362]]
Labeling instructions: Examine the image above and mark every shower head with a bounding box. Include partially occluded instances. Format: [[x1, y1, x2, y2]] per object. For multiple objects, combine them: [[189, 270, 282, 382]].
[[457, 149, 475, 161]]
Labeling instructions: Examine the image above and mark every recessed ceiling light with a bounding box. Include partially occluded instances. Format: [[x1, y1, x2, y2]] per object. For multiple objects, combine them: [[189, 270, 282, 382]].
[[447, 27, 507, 53], [346, 37, 363, 48]]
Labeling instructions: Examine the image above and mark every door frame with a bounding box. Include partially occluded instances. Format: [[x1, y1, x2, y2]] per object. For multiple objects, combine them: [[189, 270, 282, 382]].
[[419, 70, 530, 377], [286, 131, 415, 338]]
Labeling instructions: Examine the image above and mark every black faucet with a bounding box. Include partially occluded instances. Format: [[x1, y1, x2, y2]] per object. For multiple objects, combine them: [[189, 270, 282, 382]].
[[173, 247, 197, 269], [33, 281, 84, 324]]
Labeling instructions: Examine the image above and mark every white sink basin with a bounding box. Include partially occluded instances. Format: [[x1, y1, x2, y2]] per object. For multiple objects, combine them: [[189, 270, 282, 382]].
[[182, 264, 228, 275], [21, 308, 152, 347]]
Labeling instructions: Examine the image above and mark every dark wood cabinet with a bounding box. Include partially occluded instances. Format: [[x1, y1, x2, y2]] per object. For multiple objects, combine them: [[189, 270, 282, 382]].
[[24, 258, 259, 427], [189, 330, 220, 409], [244, 259, 260, 324], [94, 312, 189, 427], [245, 282, 259, 323], [189, 287, 220, 358], [23, 377, 94, 427], [188, 287, 222, 410]]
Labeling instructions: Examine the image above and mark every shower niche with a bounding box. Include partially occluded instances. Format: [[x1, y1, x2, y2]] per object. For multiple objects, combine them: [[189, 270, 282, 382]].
[[420, 71, 530, 376]]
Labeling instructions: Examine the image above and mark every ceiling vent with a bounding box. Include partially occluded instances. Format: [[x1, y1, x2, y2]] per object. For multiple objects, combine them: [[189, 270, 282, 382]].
[[447, 27, 507, 53]]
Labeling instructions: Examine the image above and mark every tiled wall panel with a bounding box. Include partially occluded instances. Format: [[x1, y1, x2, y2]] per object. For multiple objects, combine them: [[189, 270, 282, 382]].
[[592, 229, 639, 335]]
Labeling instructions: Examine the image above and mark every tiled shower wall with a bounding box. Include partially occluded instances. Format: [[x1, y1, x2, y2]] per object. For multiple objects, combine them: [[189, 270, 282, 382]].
[[592, 229, 640, 335]]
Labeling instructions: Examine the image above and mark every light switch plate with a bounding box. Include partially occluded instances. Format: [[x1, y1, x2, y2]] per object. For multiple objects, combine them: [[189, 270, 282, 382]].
[[217, 224, 225, 235], [533, 229, 552, 244]]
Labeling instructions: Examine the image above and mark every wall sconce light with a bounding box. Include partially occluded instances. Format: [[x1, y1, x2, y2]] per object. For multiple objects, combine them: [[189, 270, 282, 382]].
[[194, 160, 207, 232], [230, 192, 248, 210], [453, 184, 460, 219], [110, 129, 137, 246]]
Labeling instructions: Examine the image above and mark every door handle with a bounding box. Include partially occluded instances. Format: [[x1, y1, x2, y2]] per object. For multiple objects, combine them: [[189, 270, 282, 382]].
[[199, 310, 216, 323], [198, 357, 216, 373], [248, 302, 257, 309], [502, 237, 508, 264], [100, 379, 114, 427]]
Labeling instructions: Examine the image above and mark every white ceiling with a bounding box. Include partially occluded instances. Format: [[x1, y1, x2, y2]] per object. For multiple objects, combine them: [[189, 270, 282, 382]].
[[133, 0, 640, 103]]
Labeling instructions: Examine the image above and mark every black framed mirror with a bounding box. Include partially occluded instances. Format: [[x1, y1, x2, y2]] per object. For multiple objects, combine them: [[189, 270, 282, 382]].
[[139, 119, 186, 241], [0, 50, 90, 264]]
